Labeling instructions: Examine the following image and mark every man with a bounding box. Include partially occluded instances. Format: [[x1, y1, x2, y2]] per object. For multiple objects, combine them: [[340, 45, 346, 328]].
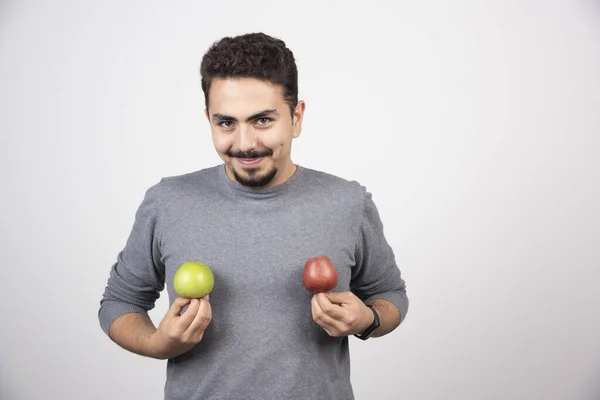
[[99, 32, 408, 400]]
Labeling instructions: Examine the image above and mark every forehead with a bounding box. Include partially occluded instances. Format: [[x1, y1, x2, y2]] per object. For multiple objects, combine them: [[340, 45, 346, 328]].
[[208, 77, 286, 116]]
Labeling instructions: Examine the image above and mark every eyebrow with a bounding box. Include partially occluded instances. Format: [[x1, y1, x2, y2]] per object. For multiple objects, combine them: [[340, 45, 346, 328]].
[[212, 109, 279, 123]]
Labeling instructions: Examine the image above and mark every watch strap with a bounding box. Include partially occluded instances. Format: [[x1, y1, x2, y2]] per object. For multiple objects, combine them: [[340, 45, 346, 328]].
[[354, 304, 380, 340]]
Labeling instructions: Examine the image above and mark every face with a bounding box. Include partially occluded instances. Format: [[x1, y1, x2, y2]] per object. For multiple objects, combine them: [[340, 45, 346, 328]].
[[205, 77, 305, 188]]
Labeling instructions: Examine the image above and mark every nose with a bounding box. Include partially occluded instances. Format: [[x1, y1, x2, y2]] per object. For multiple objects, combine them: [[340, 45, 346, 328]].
[[234, 124, 258, 151]]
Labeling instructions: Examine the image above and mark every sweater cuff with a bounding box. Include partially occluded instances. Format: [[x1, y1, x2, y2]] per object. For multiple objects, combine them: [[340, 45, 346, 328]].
[[98, 301, 149, 336], [365, 291, 409, 324]]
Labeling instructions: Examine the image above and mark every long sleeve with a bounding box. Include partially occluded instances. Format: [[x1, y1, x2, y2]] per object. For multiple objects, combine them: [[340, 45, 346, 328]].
[[98, 183, 166, 336], [351, 189, 409, 323]]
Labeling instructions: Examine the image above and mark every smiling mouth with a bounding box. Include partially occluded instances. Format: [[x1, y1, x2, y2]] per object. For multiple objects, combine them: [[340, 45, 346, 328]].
[[237, 157, 263, 166]]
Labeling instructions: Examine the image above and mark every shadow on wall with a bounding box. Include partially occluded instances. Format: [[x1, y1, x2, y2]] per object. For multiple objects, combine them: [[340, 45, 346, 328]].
[[0, 372, 14, 400], [586, 0, 600, 16]]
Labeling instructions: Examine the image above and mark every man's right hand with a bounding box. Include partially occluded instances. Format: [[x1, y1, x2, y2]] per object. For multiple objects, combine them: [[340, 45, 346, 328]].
[[150, 296, 212, 359]]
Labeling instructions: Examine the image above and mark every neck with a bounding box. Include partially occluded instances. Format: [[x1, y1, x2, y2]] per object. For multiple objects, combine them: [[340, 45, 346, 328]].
[[271, 161, 297, 187]]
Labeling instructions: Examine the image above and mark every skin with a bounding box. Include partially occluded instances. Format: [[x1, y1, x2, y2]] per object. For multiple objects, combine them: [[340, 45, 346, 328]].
[[205, 77, 305, 189], [312, 294, 401, 338], [107, 77, 400, 359], [109, 297, 211, 359]]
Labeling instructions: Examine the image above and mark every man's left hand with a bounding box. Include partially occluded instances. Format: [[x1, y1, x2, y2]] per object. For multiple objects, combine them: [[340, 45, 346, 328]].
[[311, 291, 374, 337]]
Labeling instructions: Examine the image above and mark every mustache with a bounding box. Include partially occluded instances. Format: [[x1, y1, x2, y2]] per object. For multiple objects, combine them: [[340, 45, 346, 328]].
[[228, 149, 273, 158]]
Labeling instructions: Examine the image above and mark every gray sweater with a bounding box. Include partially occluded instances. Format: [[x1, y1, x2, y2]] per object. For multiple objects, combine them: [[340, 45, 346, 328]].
[[98, 164, 408, 400]]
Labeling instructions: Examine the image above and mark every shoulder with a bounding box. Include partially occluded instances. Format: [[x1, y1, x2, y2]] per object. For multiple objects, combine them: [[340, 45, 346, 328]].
[[142, 165, 221, 202], [155, 165, 220, 190], [298, 165, 369, 207]]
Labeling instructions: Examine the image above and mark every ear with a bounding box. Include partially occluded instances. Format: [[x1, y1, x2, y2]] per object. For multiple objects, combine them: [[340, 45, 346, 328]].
[[204, 108, 210, 121], [292, 100, 306, 138]]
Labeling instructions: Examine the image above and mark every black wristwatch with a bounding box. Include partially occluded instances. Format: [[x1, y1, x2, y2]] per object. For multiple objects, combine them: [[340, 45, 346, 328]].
[[354, 304, 380, 340]]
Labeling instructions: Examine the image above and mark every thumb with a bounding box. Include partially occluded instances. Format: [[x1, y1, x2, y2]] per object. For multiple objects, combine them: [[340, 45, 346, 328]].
[[166, 297, 192, 318]]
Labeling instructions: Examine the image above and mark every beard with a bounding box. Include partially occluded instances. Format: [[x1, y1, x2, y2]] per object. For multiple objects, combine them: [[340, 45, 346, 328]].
[[231, 165, 277, 187], [227, 148, 277, 188]]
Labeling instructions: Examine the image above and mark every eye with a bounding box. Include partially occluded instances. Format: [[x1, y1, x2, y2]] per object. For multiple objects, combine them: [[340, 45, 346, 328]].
[[219, 121, 234, 128], [255, 117, 271, 125]]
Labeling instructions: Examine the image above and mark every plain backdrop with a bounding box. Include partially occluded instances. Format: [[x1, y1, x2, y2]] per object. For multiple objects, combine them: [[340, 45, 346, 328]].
[[1, 1, 599, 399]]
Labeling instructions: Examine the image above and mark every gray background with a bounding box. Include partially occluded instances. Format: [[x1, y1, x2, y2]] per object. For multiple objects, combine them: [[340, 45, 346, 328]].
[[1, 1, 599, 399]]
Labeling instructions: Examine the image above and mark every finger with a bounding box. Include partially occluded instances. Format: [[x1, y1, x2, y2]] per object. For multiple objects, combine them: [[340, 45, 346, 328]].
[[311, 295, 338, 332], [311, 294, 320, 320], [323, 291, 354, 305], [316, 293, 346, 321], [187, 297, 212, 336], [176, 298, 200, 329], [166, 297, 192, 318]]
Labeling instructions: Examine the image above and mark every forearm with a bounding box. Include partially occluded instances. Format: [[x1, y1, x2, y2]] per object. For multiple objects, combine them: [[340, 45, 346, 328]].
[[368, 298, 401, 337], [108, 312, 163, 359]]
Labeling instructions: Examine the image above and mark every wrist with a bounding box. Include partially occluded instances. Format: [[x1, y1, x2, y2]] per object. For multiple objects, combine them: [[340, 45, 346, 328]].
[[354, 304, 380, 340], [358, 304, 375, 333], [147, 329, 168, 359]]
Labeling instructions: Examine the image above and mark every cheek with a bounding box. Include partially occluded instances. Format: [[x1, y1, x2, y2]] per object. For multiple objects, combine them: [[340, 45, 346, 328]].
[[212, 133, 232, 154], [262, 131, 290, 154], [274, 137, 292, 156]]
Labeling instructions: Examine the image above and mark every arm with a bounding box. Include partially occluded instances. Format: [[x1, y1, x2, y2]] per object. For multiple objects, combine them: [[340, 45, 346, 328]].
[[311, 188, 408, 338], [109, 297, 212, 360], [108, 312, 161, 358], [367, 298, 401, 337], [99, 183, 213, 359], [311, 293, 401, 338], [350, 187, 409, 334], [99, 183, 169, 356]]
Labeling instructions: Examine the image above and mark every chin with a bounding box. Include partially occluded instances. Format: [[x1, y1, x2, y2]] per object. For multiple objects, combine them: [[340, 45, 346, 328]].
[[232, 166, 278, 188]]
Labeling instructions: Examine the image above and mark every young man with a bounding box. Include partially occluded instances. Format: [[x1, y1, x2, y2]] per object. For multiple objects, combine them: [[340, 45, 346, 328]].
[[98, 32, 409, 400]]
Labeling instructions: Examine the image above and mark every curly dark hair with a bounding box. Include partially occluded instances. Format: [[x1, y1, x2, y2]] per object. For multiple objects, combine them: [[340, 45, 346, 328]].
[[200, 32, 299, 116]]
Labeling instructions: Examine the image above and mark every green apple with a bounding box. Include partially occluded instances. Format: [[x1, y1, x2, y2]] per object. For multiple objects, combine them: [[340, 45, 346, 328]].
[[173, 261, 214, 298]]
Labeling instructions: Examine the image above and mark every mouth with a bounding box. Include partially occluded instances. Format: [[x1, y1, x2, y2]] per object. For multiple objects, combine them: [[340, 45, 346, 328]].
[[236, 157, 264, 167]]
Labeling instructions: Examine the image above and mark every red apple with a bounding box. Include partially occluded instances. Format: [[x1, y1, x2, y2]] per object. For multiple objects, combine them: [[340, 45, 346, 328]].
[[303, 255, 338, 292]]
